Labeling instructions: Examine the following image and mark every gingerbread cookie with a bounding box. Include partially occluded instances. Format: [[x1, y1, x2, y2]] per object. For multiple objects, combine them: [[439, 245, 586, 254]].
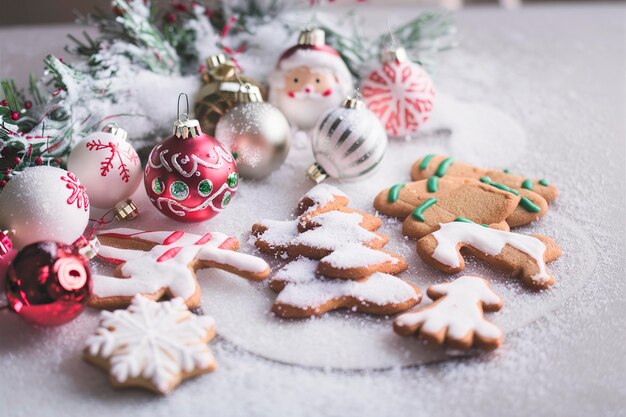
[[411, 154, 558, 203], [394, 276, 504, 351], [270, 257, 421, 318], [91, 228, 270, 309], [252, 184, 408, 280], [374, 177, 528, 240], [416, 220, 561, 289], [84, 295, 216, 394]]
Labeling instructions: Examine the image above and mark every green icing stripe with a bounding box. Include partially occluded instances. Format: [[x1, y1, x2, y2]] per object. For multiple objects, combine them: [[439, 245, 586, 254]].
[[521, 179, 533, 190], [539, 179, 549, 186], [454, 217, 489, 228], [480, 176, 519, 195], [412, 197, 437, 222], [503, 169, 510, 174], [520, 197, 541, 213], [387, 184, 405, 203], [427, 176, 439, 193], [434, 157, 454, 177], [418, 154, 435, 170]]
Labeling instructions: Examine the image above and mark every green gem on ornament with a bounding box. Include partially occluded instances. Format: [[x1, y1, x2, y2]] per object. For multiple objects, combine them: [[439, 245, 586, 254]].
[[227, 172, 238, 188], [152, 178, 165, 194], [197, 179, 213, 197], [170, 181, 189, 200], [222, 191, 232, 206]]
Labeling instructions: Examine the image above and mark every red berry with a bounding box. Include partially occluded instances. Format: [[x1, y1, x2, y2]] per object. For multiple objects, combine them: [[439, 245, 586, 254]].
[[13, 156, 21, 165], [54, 157, 62, 165], [10, 111, 19, 121], [3, 168, 10, 175], [0, 99, 7, 106], [35, 157, 43, 166], [166, 13, 177, 23], [0, 180, 6, 189], [24, 101, 32, 110], [174, 3, 187, 11], [58, 57, 64, 63]]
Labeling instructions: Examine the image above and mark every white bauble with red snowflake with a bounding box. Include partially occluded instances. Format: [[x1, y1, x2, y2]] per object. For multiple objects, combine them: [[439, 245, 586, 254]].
[[68, 125, 141, 210], [0, 166, 90, 249], [361, 48, 435, 138]]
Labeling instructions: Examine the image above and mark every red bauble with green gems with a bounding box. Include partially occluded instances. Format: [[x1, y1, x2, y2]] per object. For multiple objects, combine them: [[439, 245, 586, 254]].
[[144, 114, 239, 223]]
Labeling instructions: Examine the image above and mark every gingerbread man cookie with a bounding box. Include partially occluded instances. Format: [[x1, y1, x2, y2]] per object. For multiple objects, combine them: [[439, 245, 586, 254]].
[[374, 176, 532, 240], [91, 228, 270, 309], [416, 220, 561, 289], [84, 295, 216, 394], [270, 257, 421, 318], [252, 185, 408, 280], [394, 276, 504, 351], [411, 154, 558, 203]]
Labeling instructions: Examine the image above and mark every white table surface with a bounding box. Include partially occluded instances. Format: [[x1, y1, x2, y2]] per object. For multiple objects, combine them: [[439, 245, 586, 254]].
[[0, 3, 625, 417]]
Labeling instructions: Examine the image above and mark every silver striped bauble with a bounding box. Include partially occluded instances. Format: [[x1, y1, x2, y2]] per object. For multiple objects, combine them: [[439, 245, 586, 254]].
[[307, 97, 388, 182]]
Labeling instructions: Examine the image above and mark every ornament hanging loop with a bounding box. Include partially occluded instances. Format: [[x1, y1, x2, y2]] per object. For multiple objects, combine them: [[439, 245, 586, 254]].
[[102, 122, 129, 141], [177, 93, 190, 121], [174, 93, 201, 139]]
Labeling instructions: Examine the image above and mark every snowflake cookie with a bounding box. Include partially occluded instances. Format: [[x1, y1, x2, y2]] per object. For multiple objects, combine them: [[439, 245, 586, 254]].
[[84, 295, 216, 394]]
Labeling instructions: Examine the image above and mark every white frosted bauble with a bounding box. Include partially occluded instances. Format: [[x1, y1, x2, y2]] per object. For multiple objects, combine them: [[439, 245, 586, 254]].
[[0, 166, 90, 248], [215, 102, 291, 179], [311, 104, 388, 180], [67, 131, 142, 209]]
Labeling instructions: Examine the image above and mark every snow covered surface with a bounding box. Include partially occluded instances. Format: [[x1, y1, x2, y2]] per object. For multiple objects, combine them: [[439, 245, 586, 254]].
[[0, 4, 624, 417]]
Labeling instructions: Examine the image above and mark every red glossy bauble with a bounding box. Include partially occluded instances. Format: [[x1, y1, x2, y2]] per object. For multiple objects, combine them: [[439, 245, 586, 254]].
[[144, 130, 239, 222], [5, 241, 92, 326]]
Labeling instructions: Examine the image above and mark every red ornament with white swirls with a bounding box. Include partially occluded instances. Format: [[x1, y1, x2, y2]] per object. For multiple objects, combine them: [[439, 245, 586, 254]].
[[144, 123, 238, 223], [5, 241, 92, 326], [361, 56, 435, 138]]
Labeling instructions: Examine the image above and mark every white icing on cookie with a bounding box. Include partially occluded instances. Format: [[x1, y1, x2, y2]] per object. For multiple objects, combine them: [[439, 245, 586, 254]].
[[254, 219, 299, 248], [431, 221, 549, 284], [301, 184, 347, 213], [292, 211, 384, 251], [94, 228, 269, 301], [394, 276, 503, 340], [273, 257, 419, 309], [321, 245, 398, 268], [85, 295, 215, 394]]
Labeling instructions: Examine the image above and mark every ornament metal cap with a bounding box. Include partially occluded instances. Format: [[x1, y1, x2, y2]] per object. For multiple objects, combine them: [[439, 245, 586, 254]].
[[173, 93, 202, 139], [381, 46, 408, 64], [73, 235, 101, 260], [341, 93, 365, 110], [0, 229, 14, 257], [206, 53, 229, 70], [114, 199, 140, 220], [306, 163, 328, 183], [298, 26, 326, 46], [234, 83, 263, 104], [102, 122, 128, 141]]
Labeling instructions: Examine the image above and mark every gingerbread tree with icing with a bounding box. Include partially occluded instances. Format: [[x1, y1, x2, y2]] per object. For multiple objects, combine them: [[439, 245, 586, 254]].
[[251, 184, 422, 318]]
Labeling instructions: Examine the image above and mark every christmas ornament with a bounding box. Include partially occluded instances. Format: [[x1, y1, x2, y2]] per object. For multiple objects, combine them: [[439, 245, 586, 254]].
[[0, 165, 90, 250], [361, 46, 436, 137], [193, 53, 264, 136], [307, 95, 388, 183], [67, 123, 141, 219], [145, 94, 238, 222], [268, 26, 354, 131], [215, 83, 290, 179], [5, 241, 92, 326]]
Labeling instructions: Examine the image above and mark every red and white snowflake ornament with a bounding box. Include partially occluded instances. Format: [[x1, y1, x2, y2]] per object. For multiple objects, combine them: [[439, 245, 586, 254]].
[[361, 47, 435, 138], [0, 166, 90, 249], [68, 124, 141, 216]]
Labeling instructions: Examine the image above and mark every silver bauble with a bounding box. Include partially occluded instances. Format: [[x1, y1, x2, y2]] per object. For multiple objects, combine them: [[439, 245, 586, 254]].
[[215, 102, 291, 179]]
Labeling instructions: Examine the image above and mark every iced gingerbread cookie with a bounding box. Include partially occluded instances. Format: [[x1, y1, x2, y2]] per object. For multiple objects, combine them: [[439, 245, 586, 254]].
[[270, 257, 421, 318], [416, 221, 561, 289], [91, 228, 270, 309], [411, 154, 557, 225], [374, 176, 535, 240], [84, 295, 216, 394], [252, 184, 408, 280], [394, 276, 504, 351]]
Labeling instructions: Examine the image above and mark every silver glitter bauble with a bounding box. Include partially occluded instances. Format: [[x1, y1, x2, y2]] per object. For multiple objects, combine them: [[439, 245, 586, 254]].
[[307, 96, 388, 183], [215, 102, 291, 179]]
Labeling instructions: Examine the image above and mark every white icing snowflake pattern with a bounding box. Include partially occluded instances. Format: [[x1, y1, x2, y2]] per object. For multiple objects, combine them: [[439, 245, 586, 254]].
[[85, 295, 216, 394]]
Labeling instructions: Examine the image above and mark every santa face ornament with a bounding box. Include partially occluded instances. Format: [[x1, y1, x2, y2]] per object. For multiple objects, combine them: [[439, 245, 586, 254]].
[[268, 28, 353, 131]]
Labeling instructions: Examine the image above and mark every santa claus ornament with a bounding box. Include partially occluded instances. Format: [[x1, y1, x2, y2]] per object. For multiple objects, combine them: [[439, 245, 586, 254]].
[[268, 26, 354, 131], [360, 46, 435, 138], [0, 165, 90, 253], [307, 95, 388, 183], [145, 94, 238, 222], [194, 53, 264, 136], [215, 83, 290, 180], [67, 123, 141, 220]]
